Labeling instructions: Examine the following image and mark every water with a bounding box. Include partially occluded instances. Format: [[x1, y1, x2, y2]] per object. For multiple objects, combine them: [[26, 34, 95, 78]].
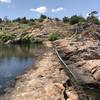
[[85, 89, 100, 100], [0, 44, 41, 89]]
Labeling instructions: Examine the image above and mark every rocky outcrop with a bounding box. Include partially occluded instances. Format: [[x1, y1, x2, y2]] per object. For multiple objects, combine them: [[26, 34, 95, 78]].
[[54, 39, 100, 88]]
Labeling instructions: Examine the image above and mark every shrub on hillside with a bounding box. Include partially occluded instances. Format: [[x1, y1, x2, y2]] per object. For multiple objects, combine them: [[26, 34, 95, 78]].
[[38, 14, 47, 22], [0, 34, 16, 42], [54, 18, 60, 21], [40, 14, 47, 19], [70, 15, 85, 25], [63, 17, 69, 23], [48, 33, 60, 41], [0, 18, 2, 23], [87, 16, 100, 25], [20, 17, 28, 24]]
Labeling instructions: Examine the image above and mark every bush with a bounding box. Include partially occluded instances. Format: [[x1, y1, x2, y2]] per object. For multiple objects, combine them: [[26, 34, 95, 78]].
[[0, 34, 16, 42], [38, 14, 47, 22], [70, 15, 85, 25], [48, 33, 60, 41], [20, 17, 28, 24], [63, 17, 69, 23], [40, 14, 47, 19], [87, 16, 100, 24], [55, 18, 60, 21]]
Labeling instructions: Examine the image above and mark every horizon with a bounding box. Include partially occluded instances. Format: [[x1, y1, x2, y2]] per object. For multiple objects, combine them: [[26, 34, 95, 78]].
[[0, 0, 100, 19]]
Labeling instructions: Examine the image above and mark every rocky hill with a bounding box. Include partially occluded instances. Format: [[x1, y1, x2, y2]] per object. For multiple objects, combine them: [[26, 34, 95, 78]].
[[0, 19, 70, 44]]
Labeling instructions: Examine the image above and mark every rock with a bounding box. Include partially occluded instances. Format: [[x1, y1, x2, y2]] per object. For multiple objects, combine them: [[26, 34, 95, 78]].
[[5, 40, 12, 44], [66, 89, 79, 100], [91, 32, 100, 40], [44, 83, 65, 100], [93, 70, 100, 81], [55, 39, 100, 87]]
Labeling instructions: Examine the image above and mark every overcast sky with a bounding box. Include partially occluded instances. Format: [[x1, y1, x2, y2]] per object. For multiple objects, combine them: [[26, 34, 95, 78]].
[[0, 0, 100, 19]]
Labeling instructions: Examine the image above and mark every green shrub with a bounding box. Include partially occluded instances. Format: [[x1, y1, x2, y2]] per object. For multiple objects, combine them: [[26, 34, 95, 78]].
[[0, 34, 16, 42], [70, 15, 85, 25], [40, 14, 47, 19], [63, 17, 69, 23], [87, 16, 100, 24], [48, 33, 60, 41]]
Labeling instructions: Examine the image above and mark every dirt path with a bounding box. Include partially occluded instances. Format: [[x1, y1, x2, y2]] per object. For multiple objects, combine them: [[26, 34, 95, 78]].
[[0, 41, 79, 100]]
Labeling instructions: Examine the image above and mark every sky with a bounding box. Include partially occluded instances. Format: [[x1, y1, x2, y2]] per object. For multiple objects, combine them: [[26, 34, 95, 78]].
[[0, 0, 100, 19]]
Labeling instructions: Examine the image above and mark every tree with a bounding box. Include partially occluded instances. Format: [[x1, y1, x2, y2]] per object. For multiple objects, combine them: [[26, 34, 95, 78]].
[[87, 11, 100, 24], [38, 15, 47, 22], [70, 15, 85, 25], [0, 18, 2, 23], [20, 17, 28, 24], [89, 11, 98, 17], [54, 18, 60, 21], [3, 16, 9, 22], [63, 17, 69, 23], [87, 16, 99, 24], [29, 18, 35, 22], [13, 17, 21, 22], [40, 14, 47, 19]]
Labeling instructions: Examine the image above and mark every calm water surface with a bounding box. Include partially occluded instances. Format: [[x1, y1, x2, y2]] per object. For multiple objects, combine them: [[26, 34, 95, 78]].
[[0, 44, 41, 88]]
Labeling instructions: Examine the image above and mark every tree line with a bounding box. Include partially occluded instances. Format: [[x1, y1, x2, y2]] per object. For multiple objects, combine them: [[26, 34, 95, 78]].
[[0, 11, 100, 25]]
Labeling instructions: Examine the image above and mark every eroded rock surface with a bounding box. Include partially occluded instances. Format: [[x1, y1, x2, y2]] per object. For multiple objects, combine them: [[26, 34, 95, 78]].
[[54, 39, 100, 87]]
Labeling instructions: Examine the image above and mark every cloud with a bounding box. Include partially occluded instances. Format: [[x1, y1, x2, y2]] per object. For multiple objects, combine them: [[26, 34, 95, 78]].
[[0, 0, 11, 3], [98, 16, 100, 20], [30, 6, 47, 14], [51, 7, 64, 13], [86, 13, 89, 18]]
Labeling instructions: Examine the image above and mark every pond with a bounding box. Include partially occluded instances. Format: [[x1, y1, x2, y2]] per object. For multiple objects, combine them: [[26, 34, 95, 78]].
[[0, 44, 42, 90]]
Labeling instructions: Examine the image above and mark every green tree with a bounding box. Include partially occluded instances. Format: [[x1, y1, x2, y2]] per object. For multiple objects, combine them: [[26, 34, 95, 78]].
[[89, 11, 98, 17], [3, 16, 9, 22], [38, 15, 47, 22], [20, 17, 28, 24], [13, 17, 21, 22], [63, 16, 69, 23], [70, 15, 85, 25], [87, 11, 100, 24], [29, 18, 35, 22], [55, 18, 60, 21], [0, 18, 2, 23], [87, 16, 99, 24], [40, 14, 47, 19]]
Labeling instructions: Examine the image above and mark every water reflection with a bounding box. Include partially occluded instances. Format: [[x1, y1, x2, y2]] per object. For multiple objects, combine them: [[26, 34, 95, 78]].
[[85, 89, 100, 100], [0, 44, 41, 88]]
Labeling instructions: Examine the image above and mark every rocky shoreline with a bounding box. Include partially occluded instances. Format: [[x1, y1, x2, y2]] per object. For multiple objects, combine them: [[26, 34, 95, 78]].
[[0, 41, 83, 100]]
